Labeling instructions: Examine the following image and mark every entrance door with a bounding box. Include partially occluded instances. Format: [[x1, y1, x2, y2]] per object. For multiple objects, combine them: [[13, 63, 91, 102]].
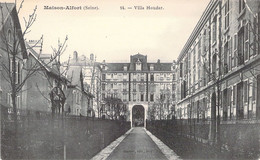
[[132, 105, 144, 127]]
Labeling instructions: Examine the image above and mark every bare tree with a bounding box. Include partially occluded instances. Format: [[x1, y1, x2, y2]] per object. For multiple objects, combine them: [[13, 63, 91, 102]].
[[0, 2, 43, 157], [0, 1, 41, 125]]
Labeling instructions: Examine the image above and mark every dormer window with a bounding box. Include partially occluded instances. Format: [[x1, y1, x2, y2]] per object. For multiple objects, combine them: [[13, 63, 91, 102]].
[[136, 58, 142, 71], [124, 65, 127, 71], [150, 64, 154, 71], [8, 30, 11, 43]]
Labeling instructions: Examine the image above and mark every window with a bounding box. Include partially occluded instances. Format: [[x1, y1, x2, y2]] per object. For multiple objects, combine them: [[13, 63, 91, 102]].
[[238, 27, 244, 65], [123, 83, 127, 89], [76, 109, 79, 115], [150, 74, 154, 81], [133, 93, 136, 101], [123, 74, 127, 81], [124, 66, 127, 71], [233, 34, 238, 67], [239, 0, 245, 13], [133, 74, 136, 81], [150, 94, 154, 102], [212, 54, 217, 80], [224, 0, 230, 29], [228, 38, 232, 71], [133, 83, 136, 91], [244, 23, 250, 61], [224, 42, 229, 74], [10, 59, 21, 84], [252, 79, 256, 101], [212, 17, 217, 43], [141, 76, 144, 82], [172, 94, 176, 101], [183, 80, 187, 98], [123, 93, 127, 101], [102, 83, 105, 90], [237, 82, 244, 119], [110, 83, 113, 89], [233, 85, 236, 105], [150, 65, 154, 71], [244, 80, 248, 103], [179, 63, 183, 78], [141, 94, 144, 101], [7, 93, 12, 106], [102, 74, 106, 80], [172, 84, 176, 91], [193, 47, 196, 67], [136, 59, 142, 71], [172, 74, 176, 81], [111, 74, 113, 79], [222, 89, 228, 121], [8, 30, 11, 43], [188, 52, 191, 72], [17, 96, 21, 109], [160, 94, 165, 100]]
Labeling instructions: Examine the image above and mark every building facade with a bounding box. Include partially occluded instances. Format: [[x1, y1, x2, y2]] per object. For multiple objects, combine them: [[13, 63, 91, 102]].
[[66, 51, 96, 116], [175, 0, 260, 141], [0, 3, 28, 114], [100, 53, 175, 127]]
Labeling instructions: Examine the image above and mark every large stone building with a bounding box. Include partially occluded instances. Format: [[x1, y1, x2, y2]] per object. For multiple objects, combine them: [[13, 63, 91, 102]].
[[175, 0, 260, 142], [100, 53, 175, 127], [66, 51, 100, 116]]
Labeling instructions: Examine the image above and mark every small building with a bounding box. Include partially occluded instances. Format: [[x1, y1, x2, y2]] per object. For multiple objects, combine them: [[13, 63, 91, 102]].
[[26, 44, 68, 113]]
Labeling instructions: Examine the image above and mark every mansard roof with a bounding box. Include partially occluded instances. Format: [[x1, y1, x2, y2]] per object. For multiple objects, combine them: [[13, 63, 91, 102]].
[[102, 53, 173, 72], [104, 62, 172, 72]]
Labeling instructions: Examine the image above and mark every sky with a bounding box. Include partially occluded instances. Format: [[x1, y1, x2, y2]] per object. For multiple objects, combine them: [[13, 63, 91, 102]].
[[5, 0, 210, 63]]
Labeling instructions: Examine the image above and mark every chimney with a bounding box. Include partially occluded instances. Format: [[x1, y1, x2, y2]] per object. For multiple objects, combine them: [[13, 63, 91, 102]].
[[90, 53, 94, 61], [73, 51, 78, 61], [157, 59, 160, 63]]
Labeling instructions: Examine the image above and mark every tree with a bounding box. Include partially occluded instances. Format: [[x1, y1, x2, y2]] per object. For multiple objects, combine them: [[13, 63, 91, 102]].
[[0, 2, 43, 158], [34, 36, 69, 117], [198, 1, 260, 145], [0, 1, 40, 122], [103, 97, 126, 120]]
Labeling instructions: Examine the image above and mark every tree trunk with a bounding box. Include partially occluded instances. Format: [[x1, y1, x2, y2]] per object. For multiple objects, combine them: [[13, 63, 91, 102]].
[[11, 52, 19, 158]]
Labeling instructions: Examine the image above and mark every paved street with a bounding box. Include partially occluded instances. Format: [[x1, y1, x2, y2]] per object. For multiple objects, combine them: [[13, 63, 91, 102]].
[[106, 127, 167, 160]]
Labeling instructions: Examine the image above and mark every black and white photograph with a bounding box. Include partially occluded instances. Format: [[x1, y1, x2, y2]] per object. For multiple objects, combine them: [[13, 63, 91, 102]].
[[0, 0, 260, 159]]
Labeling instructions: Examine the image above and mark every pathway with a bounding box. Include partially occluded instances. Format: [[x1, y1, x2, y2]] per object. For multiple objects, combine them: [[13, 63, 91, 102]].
[[92, 127, 180, 160]]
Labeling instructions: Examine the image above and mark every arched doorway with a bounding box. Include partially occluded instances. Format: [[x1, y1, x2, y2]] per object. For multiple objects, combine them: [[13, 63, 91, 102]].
[[132, 105, 144, 127]]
